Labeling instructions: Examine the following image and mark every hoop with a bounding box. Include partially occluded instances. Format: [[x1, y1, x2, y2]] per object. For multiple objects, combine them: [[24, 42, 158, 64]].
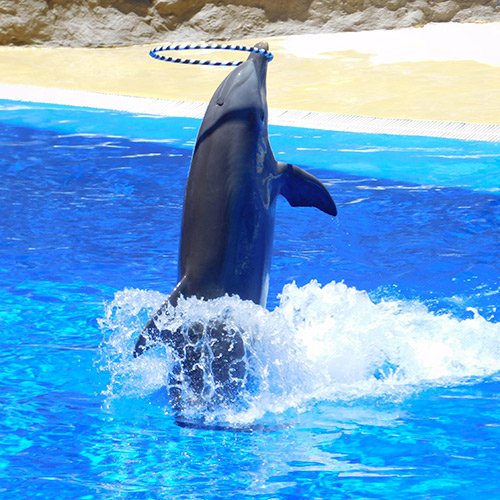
[[149, 43, 274, 66]]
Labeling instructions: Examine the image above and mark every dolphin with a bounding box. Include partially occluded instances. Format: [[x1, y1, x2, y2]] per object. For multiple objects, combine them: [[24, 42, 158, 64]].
[[134, 42, 336, 410]]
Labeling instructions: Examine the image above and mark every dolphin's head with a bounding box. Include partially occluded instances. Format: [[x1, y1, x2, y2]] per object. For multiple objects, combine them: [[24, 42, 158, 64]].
[[207, 41, 270, 128]]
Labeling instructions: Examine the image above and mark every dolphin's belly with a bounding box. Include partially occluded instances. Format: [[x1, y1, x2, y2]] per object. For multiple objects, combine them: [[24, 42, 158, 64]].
[[223, 192, 274, 305], [179, 166, 275, 306]]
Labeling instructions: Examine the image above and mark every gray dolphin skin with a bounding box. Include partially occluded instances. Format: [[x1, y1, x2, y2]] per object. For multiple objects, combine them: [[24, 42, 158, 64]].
[[134, 42, 336, 410]]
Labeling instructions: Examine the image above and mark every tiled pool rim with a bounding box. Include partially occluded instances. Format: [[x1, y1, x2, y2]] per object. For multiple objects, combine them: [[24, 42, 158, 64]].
[[2, 83, 500, 143]]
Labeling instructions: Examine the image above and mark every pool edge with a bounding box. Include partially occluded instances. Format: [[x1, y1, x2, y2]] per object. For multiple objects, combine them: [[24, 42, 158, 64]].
[[1, 82, 500, 143]]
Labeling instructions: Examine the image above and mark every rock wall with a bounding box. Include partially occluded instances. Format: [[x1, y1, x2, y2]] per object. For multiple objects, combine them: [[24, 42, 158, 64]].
[[1, 0, 499, 47]]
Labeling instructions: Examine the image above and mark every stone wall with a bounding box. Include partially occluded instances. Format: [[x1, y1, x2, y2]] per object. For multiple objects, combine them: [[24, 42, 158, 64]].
[[1, 0, 499, 47]]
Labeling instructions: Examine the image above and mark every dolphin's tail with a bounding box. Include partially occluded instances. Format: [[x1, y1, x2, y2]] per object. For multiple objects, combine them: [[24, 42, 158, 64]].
[[133, 276, 189, 357], [133, 316, 162, 357]]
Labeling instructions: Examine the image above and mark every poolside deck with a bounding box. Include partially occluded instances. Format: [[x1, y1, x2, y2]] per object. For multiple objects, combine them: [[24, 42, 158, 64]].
[[1, 22, 500, 140]]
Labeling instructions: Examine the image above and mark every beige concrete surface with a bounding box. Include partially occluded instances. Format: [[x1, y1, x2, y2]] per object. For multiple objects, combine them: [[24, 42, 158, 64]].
[[1, 22, 499, 125]]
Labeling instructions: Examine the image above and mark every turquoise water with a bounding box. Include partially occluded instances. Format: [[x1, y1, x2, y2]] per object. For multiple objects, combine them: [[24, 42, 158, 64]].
[[1, 99, 500, 498]]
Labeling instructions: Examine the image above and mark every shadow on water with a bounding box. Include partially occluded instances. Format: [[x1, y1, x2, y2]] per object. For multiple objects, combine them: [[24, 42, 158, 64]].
[[174, 417, 289, 433]]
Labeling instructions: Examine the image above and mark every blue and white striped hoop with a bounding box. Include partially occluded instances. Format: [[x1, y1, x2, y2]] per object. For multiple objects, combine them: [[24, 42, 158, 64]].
[[149, 43, 274, 66]]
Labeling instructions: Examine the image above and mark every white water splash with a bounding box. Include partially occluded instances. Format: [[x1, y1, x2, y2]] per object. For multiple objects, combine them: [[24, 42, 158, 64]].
[[98, 281, 500, 425]]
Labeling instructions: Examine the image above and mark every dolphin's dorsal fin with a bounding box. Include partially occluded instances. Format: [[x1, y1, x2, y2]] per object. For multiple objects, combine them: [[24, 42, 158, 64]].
[[133, 276, 189, 357], [278, 162, 337, 216]]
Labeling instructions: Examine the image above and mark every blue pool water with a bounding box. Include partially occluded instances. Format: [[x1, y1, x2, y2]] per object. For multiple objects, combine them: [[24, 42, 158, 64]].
[[1, 99, 500, 498]]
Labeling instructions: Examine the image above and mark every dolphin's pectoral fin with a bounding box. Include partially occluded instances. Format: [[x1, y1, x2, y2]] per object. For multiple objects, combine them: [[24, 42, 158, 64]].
[[278, 162, 337, 216], [133, 276, 189, 357]]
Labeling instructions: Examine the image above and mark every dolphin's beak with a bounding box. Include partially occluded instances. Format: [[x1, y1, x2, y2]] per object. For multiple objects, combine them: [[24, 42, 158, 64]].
[[249, 41, 269, 69], [248, 41, 269, 99], [254, 41, 269, 51]]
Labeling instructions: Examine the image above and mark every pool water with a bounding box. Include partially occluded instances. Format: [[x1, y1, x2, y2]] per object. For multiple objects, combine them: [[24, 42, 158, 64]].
[[1, 100, 500, 499]]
